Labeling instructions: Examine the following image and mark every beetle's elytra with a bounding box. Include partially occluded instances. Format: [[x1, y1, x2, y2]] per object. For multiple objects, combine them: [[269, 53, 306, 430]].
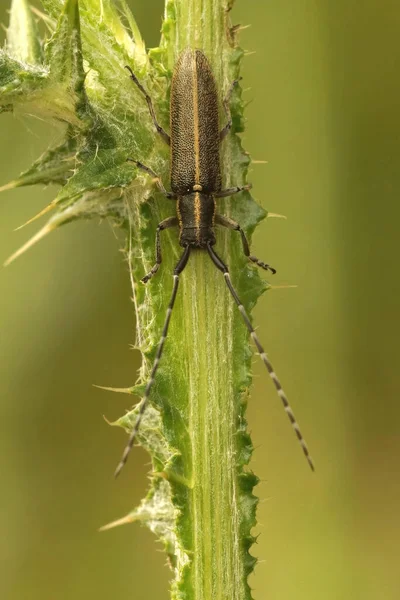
[[115, 48, 314, 477], [171, 49, 221, 198]]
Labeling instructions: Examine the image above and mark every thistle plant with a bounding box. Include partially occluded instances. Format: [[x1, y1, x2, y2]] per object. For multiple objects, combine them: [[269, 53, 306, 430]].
[[0, 1, 271, 598]]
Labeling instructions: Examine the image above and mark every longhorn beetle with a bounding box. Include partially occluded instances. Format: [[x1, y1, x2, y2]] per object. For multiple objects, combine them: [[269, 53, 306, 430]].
[[115, 48, 314, 477]]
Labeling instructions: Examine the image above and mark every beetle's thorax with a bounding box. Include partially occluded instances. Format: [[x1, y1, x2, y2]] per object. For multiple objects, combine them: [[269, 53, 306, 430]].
[[177, 191, 216, 248]]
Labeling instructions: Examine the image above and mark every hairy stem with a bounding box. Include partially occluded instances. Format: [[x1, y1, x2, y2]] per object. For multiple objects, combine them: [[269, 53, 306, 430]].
[[1, 1, 268, 598], [124, 2, 264, 599]]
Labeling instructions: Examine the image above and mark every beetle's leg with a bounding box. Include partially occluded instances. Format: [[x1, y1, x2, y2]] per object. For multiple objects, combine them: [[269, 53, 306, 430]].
[[219, 78, 241, 141], [125, 66, 170, 146], [215, 183, 252, 198], [215, 214, 276, 274], [127, 159, 176, 199], [141, 217, 179, 283]]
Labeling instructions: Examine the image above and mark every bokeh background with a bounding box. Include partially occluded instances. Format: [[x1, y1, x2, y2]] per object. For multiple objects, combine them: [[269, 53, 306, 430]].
[[1, 1, 399, 599]]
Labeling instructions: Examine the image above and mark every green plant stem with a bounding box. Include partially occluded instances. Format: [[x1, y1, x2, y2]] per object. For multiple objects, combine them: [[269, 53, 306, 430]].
[[126, 2, 262, 598], [175, 5, 247, 598], [1, 1, 267, 598]]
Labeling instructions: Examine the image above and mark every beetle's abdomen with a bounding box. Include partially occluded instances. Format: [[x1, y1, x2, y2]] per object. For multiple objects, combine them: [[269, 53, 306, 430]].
[[170, 49, 221, 195]]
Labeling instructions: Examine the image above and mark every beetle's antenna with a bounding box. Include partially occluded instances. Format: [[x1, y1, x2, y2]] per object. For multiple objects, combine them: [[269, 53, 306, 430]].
[[207, 244, 314, 471], [114, 246, 191, 478]]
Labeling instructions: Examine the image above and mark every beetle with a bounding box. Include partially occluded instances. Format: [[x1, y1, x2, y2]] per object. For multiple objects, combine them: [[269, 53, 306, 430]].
[[115, 48, 314, 477]]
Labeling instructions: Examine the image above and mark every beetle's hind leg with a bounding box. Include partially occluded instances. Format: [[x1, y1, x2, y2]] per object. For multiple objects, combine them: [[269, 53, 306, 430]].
[[125, 66, 170, 146], [220, 78, 242, 141], [141, 217, 178, 283], [215, 214, 276, 274]]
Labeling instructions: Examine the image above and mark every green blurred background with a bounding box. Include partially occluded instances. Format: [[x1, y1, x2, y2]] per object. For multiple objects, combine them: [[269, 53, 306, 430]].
[[1, 1, 399, 599]]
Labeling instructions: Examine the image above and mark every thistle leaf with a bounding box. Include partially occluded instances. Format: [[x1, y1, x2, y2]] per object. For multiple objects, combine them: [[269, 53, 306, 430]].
[[7, 0, 43, 64], [0, 136, 76, 190]]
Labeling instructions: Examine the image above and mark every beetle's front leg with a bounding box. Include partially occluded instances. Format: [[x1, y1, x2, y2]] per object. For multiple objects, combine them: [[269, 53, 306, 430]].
[[141, 217, 179, 284], [215, 214, 276, 274]]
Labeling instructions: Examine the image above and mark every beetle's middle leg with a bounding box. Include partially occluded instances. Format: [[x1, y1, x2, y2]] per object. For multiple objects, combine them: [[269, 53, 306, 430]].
[[215, 214, 276, 274], [125, 66, 170, 146], [215, 183, 252, 198], [127, 159, 176, 200], [141, 217, 179, 283]]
